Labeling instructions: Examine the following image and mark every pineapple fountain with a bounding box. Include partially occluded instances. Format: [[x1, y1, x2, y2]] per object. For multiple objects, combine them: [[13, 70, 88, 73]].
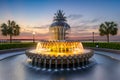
[[26, 10, 94, 71]]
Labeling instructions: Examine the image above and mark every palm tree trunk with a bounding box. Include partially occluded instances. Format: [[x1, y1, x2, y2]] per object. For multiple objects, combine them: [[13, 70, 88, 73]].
[[107, 34, 109, 43], [10, 35, 12, 43]]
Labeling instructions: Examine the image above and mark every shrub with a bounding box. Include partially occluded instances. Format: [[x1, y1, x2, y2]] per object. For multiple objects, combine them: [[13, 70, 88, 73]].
[[82, 42, 120, 50], [0, 42, 37, 50]]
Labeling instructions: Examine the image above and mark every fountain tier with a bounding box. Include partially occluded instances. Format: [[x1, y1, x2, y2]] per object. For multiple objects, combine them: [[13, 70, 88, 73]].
[[36, 41, 84, 56]]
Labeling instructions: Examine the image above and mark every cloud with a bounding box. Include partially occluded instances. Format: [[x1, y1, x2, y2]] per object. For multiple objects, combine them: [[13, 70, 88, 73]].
[[91, 18, 100, 23], [67, 14, 83, 20], [33, 24, 50, 29], [79, 18, 101, 24], [20, 25, 49, 34], [69, 18, 101, 36]]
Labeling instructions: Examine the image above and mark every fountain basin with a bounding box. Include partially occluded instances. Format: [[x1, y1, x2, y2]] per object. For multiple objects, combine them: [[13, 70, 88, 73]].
[[26, 48, 94, 69]]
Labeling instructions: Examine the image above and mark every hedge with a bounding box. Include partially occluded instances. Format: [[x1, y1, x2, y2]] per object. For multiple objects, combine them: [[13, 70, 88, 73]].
[[0, 42, 37, 50], [82, 42, 120, 50]]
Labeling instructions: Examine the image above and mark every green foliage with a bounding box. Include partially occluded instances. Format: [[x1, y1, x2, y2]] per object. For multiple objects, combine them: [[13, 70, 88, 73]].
[[99, 21, 118, 42], [0, 43, 37, 50], [82, 42, 120, 50], [0, 20, 20, 43]]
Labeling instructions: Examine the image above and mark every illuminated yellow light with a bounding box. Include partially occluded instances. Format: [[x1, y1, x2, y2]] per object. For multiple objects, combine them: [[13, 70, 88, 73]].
[[35, 41, 84, 57]]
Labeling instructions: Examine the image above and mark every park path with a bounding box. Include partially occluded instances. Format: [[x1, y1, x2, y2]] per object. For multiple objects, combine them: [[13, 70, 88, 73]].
[[0, 51, 25, 60], [94, 51, 120, 61]]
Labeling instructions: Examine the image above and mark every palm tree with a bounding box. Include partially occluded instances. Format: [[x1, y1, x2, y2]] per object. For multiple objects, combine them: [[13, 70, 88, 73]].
[[1, 20, 20, 43], [99, 21, 118, 43]]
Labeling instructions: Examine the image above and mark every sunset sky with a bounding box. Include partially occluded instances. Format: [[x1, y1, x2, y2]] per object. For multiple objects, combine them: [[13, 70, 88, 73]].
[[0, 0, 120, 41]]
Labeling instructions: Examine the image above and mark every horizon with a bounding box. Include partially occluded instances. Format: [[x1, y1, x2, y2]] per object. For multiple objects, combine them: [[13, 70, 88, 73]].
[[0, 0, 120, 41]]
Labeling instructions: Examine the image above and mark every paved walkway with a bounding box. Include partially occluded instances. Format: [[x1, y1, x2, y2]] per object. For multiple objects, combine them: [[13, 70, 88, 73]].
[[94, 51, 120, 61], [0, 51, 25, 60]]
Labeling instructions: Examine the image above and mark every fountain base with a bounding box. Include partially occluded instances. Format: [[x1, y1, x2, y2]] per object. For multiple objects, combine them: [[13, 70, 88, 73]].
[[26, 49, 94, 69]]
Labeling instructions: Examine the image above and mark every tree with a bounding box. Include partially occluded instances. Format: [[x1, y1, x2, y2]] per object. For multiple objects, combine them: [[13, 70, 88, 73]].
[[1, 20, 20, 43], [99, 21, 118, 43]]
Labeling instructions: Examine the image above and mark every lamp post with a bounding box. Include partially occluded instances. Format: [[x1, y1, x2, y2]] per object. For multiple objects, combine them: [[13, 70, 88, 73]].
[[92, 32, 94, 43], [32, 32, 35, 43]]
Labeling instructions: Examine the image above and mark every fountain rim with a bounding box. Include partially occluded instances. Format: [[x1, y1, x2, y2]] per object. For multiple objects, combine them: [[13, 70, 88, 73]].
[[26, 49, 94, 58]]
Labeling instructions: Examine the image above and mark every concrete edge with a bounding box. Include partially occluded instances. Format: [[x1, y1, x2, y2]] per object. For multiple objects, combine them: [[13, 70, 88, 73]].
[[86, 47, 120, 54], [95, 52, 120, 61], [0, 48, 31, 54], [0, 52, 24, 61]]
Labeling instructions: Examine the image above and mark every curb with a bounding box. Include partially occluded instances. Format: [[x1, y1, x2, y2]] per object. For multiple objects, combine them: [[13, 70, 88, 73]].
[[0, 48, 29, 54], [86, 47, 120, 54], [95, 52, 120, 61]]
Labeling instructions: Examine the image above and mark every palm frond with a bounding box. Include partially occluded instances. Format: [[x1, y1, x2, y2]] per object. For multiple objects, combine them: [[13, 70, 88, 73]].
[[0, 20, 20, 36], [0, 23, 8, 36]]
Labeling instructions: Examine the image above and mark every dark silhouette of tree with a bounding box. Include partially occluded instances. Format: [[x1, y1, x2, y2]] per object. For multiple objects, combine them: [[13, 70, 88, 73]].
[[1, 20, 20, 43], [99, 21, 118, 43]]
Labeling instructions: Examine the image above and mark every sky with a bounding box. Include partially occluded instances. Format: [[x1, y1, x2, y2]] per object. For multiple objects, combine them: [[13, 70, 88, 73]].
[[0, 0, 120, 41]]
